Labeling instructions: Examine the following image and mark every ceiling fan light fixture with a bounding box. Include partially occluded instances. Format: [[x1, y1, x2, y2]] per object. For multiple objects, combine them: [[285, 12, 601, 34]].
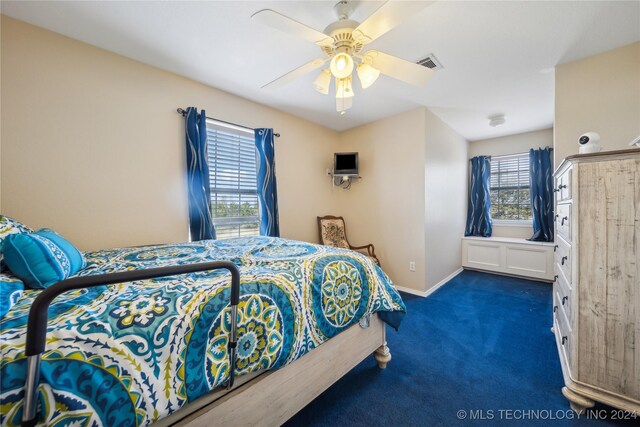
[[312, 69, 331, 94], [253, 1, 435, 115], [330, 52, 354, 79], [336, 77, 354, 99], [356, 62, 380, 89]]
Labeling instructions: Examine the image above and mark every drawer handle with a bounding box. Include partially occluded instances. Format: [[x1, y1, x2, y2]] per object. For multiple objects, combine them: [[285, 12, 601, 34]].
[[562, 336, 568, 345], [554, 245, 558, 252], [559, 184, 567, 189], [554, 305, 558, 313], [561, 256, 568, 265], [553, 188, 560, 193], [553, 274, 558, 282], [561, 216, 568, 226], [562, 296, 568, 305]]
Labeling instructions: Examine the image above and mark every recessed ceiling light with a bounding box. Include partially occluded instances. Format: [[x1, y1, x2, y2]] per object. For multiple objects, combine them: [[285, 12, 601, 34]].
[[489, 114, 506, 127]]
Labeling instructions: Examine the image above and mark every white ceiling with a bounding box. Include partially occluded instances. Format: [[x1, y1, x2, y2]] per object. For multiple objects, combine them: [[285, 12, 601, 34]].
[[1, 1, 639, 141]]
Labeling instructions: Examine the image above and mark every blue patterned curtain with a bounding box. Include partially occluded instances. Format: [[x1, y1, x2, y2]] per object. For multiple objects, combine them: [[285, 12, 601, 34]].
[[185, 107, 216, 241], [254, 128, 280, 237], [528, 147, 554, 242], [465, 156, 493, 237]]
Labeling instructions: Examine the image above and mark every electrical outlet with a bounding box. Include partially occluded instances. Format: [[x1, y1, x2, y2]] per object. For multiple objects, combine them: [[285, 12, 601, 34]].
[[409, 261, 416, 272]]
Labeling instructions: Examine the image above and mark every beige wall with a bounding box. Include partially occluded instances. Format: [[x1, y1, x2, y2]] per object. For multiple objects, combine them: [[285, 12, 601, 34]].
[[555, 42, 640, 165], [469, 128, 553, 239], [424, 109, 468, 291], [469, 128, 553, 158], [334, 108, 468, 293], [0, 15, 3, 213], [0, 16, 339, 251], [334, 108, 428, 291], [1, 16, 468, 293]]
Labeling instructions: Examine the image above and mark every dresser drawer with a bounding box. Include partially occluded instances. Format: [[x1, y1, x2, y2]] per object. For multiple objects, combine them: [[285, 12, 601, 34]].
[[555, 167, 572, 202], [555, 275, 573, 325], [556, 315, 573, 370], [555, 235, 572, 284], [554, 289, 573, 368], [556, 203, 571, 242]]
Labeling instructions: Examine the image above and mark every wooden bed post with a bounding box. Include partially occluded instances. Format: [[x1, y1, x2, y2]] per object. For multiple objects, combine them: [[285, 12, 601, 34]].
[[374, 342, 391, 369]]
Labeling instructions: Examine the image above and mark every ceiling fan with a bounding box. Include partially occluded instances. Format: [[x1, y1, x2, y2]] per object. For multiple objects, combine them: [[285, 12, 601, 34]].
[[252, 0, 435, 114]]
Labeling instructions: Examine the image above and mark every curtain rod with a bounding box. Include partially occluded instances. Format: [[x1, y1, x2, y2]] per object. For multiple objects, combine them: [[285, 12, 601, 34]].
[[177, 108, 280, 138], [468, 148, 553, 161]]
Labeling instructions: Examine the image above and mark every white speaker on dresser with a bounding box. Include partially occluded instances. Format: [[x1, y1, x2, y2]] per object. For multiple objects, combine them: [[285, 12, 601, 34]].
[[552, 148, 640, 414]]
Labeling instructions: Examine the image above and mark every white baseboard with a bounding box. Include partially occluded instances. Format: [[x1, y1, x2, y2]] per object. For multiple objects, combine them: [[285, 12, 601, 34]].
[[395, 267, 463, 298], [424, 267, 463, 297], [394, 286, 428, 297]]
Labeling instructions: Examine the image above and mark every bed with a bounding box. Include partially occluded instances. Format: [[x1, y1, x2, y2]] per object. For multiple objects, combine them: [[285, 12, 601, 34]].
[[0, 236, 405, 426]]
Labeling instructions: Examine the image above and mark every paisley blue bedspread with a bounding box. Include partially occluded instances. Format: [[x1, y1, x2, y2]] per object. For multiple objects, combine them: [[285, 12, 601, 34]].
[[0, 237, 405, 426]]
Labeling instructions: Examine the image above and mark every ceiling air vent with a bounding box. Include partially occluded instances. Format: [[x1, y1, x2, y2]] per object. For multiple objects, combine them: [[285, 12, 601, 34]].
[[417, 54, 444, 70]]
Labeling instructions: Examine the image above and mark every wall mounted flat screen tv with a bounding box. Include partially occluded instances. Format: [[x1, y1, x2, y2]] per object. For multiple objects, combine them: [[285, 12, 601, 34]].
[[334, 152, 358, 175]]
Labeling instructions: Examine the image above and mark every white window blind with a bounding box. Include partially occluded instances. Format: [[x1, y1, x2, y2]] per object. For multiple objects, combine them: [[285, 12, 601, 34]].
[[206, 119, 260, 239], [489, 153, 532, 221]]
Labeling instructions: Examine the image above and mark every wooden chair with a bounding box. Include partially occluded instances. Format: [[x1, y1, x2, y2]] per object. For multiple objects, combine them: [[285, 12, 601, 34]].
[[317, 215, 380, 266]]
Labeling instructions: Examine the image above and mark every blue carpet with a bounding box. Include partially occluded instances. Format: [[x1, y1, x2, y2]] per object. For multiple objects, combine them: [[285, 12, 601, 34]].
[[286, 270, 637, 426]]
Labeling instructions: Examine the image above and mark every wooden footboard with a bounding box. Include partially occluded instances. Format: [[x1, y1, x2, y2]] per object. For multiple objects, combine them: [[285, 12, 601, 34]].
[[169, 314, 388, 427]]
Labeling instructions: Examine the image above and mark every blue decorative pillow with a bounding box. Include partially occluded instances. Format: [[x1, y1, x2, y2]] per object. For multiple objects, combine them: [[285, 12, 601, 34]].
[[0, 273, 24, 318], [2, 229, 85, 289], [0, 215, 33, 271]]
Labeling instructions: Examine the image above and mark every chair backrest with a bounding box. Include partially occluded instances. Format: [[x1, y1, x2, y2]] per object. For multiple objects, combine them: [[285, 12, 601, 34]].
[[317, 216, 350, 249]]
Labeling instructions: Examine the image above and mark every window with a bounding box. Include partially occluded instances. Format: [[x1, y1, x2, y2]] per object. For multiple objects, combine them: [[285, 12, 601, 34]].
[[206, 119, 259, 239], [489, 153, 532, 222]]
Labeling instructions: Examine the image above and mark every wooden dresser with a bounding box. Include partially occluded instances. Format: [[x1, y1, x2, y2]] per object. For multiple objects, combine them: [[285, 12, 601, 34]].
[[552, 149, 640, 413]]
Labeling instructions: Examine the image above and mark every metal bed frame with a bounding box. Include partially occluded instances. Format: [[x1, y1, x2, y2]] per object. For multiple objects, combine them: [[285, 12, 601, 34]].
[[20, 261, 240, 427]]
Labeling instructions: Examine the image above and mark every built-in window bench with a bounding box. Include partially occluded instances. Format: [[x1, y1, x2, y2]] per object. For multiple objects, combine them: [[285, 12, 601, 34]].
[[461, 236, 555, 282]]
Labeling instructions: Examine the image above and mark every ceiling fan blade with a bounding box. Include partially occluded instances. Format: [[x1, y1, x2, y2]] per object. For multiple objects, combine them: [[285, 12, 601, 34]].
[[252, 9, 334, 47], [352, 1, 433, 45], [262, 58, 328, 90], [364, 50, 434, 86]]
